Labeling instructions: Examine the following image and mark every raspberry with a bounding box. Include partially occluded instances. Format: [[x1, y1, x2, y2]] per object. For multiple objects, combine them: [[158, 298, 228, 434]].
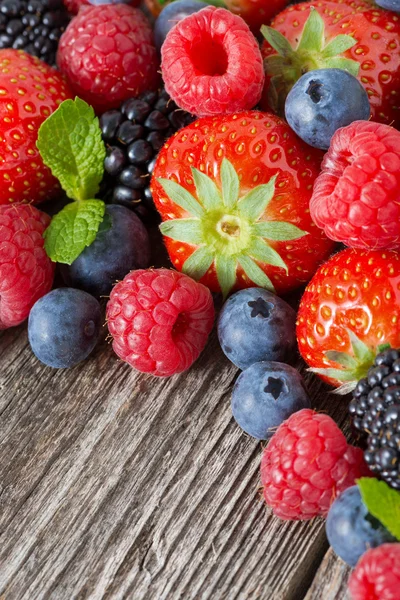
[[0, 204, 55, 329], [260, 409, 369, 520], [57, 4, 160, 113], [161, 6, 265, 117], [310, 121, 400, 250], [348, 544, 400, 600], [106, 269, 215, 377]]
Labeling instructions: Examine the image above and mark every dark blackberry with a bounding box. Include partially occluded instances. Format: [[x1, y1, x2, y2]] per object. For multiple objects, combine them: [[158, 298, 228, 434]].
[[99, 87, 196, 223], [0, 0, 69, 66], [349, 347, 400, 433], [365, 404, 400, 489]]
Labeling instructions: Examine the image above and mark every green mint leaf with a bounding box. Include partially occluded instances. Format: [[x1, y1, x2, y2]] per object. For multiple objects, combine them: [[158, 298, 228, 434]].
[[191, 167, 221, 211], [215, 255, 237, 299], [221, 159, 239, 209], [160, 218, 203, 244], [237, 256, 275, 292], [254, 221, 308, 241], [37, 98, 106, 202], [182, 246, 214, 280], [297, 8, 325, 53], [157, 178, 204, 218], [358, 478, 400, 541], [261, 25, 295, 58], [44, 199, 105, 264], [238, 175, 277, 222]]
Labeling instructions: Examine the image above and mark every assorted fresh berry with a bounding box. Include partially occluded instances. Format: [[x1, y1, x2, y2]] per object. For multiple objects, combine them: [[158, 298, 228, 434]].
[[161, 7, 264, 117], [100, 87, 195, 220], [60, 205, 151, 298], [1, 0, 400, 594], [57, 4, 159, 113], [0, 203, 55, 329], [28, 287, 101, 368], [231, 361, 311, 439], [217, 288, 296, 370], [348, 543, 400, 600], [151, 112, 333, 297], [261, 2, 400, 128], [297, 249, 400, 391], [310, 121, 400, 250], [106, 268, 215, 376], [260, 409, 369, 520], [326, 486, 396, 567], [0, 49, 73, 205], [285, 69, 370, 150], [0, 0, 69, 66]]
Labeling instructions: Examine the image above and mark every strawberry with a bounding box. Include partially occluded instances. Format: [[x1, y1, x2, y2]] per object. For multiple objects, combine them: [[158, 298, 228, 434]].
[[260, 0, 400, 128], [150, 111, 334, 298], [297, 248, 400, 393], [219, 0, 290, 34], [0, 49, 73, 206]]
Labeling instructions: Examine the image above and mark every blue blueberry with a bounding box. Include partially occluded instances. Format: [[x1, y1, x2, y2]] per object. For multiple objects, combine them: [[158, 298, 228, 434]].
[[154, 0, 208, 51], [375, 0, 400, 10], [326, 485, 396, 567], [285, 69, 371, 150], [217, 288, 296, 370], [28, 288, 101, 369], [231, 361, 311, 439], [61, 205, 150, 298]]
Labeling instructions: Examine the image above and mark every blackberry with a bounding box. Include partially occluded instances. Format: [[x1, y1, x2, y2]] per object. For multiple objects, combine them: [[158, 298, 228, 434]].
[[99, 88, 196, 223], [0, 0, 69, 67], [349, 347, 400, 433], [365, 404, 400, 489]]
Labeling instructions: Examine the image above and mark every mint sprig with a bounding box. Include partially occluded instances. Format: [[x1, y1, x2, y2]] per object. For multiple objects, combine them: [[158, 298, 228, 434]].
[[358, 478, 400, 541], [37, 98, 107, 265]]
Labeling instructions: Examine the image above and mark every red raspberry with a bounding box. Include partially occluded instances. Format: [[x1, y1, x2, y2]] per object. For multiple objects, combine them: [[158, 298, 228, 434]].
[[57, 5, 160, 114], [348, 544, 400, 600], [106, 269, 215, 377], [0, 204, 55, 330], [161, 6, 265, 117], [310, 121, 400, 250], [260, 409, 369, 520]]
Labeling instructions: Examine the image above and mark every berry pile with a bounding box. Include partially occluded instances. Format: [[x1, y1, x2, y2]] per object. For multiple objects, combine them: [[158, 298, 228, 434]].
[[1, 0, 400, 598]]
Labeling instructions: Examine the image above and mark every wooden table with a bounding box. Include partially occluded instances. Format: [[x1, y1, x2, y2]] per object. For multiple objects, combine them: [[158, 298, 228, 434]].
[[0, 310, 353, 599]]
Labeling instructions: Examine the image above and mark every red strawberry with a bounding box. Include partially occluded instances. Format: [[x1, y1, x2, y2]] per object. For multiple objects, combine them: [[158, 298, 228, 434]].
[[150, 111, 334, 298], [218, 0, 291, 34], [260, 0, 400, 128], [297, 248, 400, 392], [0, 49, 73, 206]]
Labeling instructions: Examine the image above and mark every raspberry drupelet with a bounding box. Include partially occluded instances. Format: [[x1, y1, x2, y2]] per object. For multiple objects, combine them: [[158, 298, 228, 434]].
[[348, 544, 400, 600]]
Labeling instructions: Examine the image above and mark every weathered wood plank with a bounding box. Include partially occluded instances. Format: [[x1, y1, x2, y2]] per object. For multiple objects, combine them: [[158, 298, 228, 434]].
[[0, 321, 355, 600], [305, 548, 351, 600]]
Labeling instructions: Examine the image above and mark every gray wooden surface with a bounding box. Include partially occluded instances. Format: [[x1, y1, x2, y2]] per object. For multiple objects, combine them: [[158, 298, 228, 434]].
[[0, 318, 353, 600]]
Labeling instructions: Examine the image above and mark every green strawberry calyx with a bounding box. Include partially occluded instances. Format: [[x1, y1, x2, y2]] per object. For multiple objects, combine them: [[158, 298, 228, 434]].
[[261, 8, 360, 114], [157, 159, 308, 298], [310, 329, 391, 395]]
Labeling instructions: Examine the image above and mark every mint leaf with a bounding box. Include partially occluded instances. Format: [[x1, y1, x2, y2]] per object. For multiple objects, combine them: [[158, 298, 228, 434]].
[[44, 200, 105, 264], [358, 478, 400, 541], [37, 97, 106, 202]]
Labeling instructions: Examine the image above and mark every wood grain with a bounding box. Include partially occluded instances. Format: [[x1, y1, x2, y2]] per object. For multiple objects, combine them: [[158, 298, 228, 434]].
[[305, 548, 351, 600], [0, 320, 354, 600]]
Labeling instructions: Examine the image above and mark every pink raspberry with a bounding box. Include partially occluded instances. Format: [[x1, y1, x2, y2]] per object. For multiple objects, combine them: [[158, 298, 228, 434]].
[[106, 269, 215, 377], [349, 544, 400, 600], [0, 204, 55, 330], [57, 4, 160, 113], [310, 121, 400, 250], [161, 6, 265, 117], [260, 409, 369, 520]]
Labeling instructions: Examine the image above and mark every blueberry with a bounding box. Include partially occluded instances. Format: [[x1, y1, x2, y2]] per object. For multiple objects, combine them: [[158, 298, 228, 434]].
[[326, 486, 395, 567], [28, 288, 101, 369], [61, 205, 150, 298], [285, 69, 371, 150], [217, 288, 296, 370], [375, 0, 400, 10], [231, 361, 311, 439], [154, 0, 208, 51]]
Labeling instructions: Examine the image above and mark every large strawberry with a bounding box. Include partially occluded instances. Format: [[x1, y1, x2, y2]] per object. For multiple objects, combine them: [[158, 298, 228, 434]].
[[150, 111, 334, 298], [297, 248, 400, 393], [260, 0, 400, 128], [0, 49, 73, 205]]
